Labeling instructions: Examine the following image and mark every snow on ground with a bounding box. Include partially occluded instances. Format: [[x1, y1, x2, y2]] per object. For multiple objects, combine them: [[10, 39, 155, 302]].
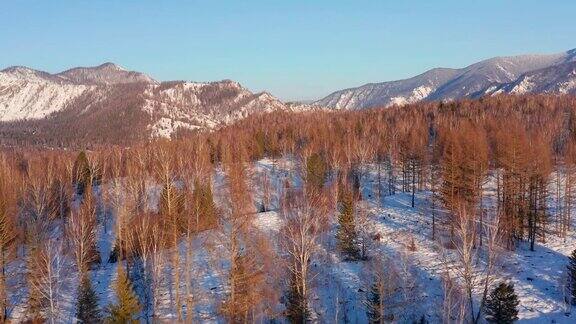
[[251, 160, 576, 323], [10, 158, 574, 323], [145, 159, 576, 322]]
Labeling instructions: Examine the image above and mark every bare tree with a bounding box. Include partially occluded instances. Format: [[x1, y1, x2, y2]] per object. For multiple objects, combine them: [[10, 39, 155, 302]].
[[441, 273, 467, 323], [66, 185, 99, 275], [28, 238, 69, 324], [364, 254, 407, 323], [127, 211, 165, 321], [279, 189, 328, 321], [441, 206, 503, 323], [155, 148, 185, 321]]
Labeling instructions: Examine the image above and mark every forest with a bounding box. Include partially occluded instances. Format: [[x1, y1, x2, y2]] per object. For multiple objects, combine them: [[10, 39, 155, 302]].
[[1, 94, 576, 323]]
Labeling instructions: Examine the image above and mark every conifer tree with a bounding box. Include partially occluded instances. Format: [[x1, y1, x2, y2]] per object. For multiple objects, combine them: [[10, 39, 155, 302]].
[[306, 153, 327, 192], [77, 274, 101, 323], [568, 248, 576, 305], [192, 179, 217, 230], [286, 273, 309, 323], [365, 282, 382, 324], [485, 282, 519, 324], [73, 151, 92, 196], [337, 186, 360, 260], [106, 267, 141, 323]]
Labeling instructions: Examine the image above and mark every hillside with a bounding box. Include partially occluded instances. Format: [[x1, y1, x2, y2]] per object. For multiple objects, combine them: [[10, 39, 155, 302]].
[[0, 63, 292, 146], [316, 48, 576, 109]]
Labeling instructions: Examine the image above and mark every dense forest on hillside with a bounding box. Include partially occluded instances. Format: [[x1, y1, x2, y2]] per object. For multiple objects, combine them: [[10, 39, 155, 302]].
[[1, 95, 576, 322]]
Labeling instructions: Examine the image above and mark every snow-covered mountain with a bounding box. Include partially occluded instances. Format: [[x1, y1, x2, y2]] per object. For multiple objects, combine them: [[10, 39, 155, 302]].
[[0, 66, 93, 120], [0, 63, 291, 141], [57, 62, 157, 85], [317, 68, 459, 109], [316, 48, 576, 109], [486, 60, 576, 96]]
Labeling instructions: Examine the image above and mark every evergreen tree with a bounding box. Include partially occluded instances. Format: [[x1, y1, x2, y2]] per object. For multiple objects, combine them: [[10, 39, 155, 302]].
[[348, 167, 362, 199], [413, 314, 427, 324], [485, 282, 519, 324], [192, 179, 217, 230], [286, 274, 309, 323], [77, 274, 101, 323], [305, 153, 327, 191], [337, 187, 360, 260], [73, 151, 92, 196], [366, 282, 382, 324], [106, 267, 141, 323], [568, 248, 576, 305]]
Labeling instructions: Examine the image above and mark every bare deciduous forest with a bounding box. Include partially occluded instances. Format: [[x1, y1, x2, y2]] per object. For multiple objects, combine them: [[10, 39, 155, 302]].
[[1, 94, 576, 322]]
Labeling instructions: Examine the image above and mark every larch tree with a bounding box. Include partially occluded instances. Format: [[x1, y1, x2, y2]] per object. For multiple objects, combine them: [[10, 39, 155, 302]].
[[106, 266, 141, 323], [220, 142, 272, 322], [0, 157, 18, 322]]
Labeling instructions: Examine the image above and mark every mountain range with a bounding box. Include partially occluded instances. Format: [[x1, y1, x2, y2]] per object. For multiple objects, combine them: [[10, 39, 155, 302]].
[[1, 48, 576, 145], [0, 63, 291, 144], [315, 48, 576, 109]]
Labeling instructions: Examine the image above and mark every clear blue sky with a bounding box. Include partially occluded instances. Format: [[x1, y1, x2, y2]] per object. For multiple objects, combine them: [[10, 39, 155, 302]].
[[1, 1, 575, 101]]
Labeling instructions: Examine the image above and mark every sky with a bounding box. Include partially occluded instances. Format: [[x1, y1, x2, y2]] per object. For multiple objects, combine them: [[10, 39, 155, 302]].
[[1, 1, 575, 101]]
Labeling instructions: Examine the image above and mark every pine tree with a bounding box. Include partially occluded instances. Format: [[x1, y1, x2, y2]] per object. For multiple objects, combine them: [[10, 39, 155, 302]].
[[192, 179, 217, 230], [106, 267, 141, 323], [77, 274, 101, 323], [306, 153, 327, 191], [73, 151, 92, 196], [337, 187, 360, 260], [366, 282, 382, 324], [485, 282, 519, 324], [286, 273, 309, 323], [568, 248, 576, 305]]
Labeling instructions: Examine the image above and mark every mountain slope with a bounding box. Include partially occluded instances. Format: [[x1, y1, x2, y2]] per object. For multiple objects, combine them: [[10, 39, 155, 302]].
[[0, 64, 291, 145], [141, 80, 286, 137], [486, 60, 576, 96], [316, 68, 459, 110], [0, 66, 93, 120], [316, 48, 576, 109]]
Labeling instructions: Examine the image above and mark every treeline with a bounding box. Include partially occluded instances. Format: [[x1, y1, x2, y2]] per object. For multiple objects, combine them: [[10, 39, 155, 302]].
[[0, 94, 575, 322]]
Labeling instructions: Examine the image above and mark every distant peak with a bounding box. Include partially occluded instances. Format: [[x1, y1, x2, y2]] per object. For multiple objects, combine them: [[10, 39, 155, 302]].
[[1, 65, 38, 73], [95, 62, 126, 71], [0, 66, 56, 81], [56, 62, 156, 85]]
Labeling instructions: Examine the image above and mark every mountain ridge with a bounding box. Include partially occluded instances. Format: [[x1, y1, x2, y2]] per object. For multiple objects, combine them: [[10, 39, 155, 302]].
[[316, 48, 576, 109], [0, 63, 294, 143]]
